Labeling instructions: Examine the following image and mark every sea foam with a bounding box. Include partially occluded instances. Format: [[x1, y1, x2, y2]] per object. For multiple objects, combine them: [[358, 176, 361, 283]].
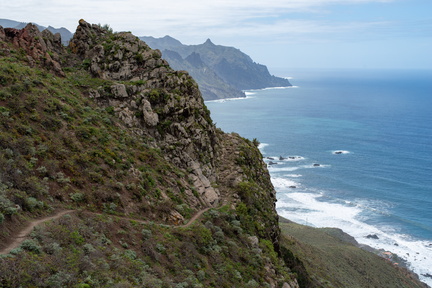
[[276, 191, 432, 286]]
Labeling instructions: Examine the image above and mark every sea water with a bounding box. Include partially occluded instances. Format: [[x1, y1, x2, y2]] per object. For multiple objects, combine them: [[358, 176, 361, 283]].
[[205, 69, 432, 285]]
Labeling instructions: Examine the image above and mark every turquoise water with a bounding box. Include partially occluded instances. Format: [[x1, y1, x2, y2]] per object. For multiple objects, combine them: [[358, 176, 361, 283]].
[[206, 69, 432, 283]]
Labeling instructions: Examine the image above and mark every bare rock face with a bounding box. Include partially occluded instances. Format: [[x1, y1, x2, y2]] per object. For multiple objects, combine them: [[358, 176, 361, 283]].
[[142, 99, 159, 127], [0, 26, 5, 41], [2, 23, 65, 76]]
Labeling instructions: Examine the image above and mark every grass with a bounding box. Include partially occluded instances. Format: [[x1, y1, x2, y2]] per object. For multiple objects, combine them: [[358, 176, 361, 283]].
[[279, 218, 427, 288]]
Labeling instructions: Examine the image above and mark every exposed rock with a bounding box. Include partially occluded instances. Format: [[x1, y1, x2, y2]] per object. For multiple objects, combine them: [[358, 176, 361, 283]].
[[313, 163, 320, 167], [366, 234, 379, 239], [141, 99, 159, 126], [248, 235, 259, 248], [282, 280, 300, 288], [2, 23, 65, 76], [111, 84, 128, 98], [0, 26, 6, 41]]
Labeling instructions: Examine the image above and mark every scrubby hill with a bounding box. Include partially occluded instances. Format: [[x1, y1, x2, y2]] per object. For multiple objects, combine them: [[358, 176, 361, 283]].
[[0, 20, 297, 287]]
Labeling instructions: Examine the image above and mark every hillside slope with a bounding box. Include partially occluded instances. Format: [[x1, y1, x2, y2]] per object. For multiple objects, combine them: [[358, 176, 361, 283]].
[[279, 218, 428, 288], [0, 21, 297, 287]]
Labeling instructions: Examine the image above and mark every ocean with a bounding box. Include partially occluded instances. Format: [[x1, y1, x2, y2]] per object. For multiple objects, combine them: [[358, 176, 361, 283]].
[[205, 69, 432, 285]]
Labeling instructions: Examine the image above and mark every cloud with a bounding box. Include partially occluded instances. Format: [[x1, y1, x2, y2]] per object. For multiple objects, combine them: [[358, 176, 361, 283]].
[[3, 0, 395, 32], [3, 0, 424, 46]]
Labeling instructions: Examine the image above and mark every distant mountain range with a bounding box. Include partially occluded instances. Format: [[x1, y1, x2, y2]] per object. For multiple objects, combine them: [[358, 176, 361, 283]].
[[140, 36, 291, 100], [0, 18, 73, 45]]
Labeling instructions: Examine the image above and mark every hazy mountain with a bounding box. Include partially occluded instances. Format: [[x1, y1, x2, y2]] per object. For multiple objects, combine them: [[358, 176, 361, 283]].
[[140, 35, 291, 100]]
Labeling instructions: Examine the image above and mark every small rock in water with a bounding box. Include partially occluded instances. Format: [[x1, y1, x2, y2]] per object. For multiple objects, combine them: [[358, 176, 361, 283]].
[[268, 161, 277, 166], [334, 151, 343, 154], [366, 234, 379, 239], [313, 163, 320, 167], [289, 186, 297, 189]]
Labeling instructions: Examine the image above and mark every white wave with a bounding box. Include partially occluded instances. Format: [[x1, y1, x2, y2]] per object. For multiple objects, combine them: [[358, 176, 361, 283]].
[[286, 174, 302, 178], [269, 164, 329, 172], [284, 76, 293, 80], [276, 192, 432, 286], [332, 150, 351, 154], [258, 143, 270, 152], [205, 95, 252, 103], [268, 166, 300, 172], [244, 91, 256, 96], [271, 177, 300, 189], [263, 86, 293, 90]]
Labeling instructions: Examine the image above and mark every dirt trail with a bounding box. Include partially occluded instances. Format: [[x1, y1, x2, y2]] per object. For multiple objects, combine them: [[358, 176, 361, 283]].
[[0, 210, 75, 255], [0, 207, 211, 255], [182, 207, 211, 228]]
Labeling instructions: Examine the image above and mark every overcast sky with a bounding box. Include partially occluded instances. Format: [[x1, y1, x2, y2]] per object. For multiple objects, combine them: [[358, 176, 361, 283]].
[[2, 0, 432, 71]]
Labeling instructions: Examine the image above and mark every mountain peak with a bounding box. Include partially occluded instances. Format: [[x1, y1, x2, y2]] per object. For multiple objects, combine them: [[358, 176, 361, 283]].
[[204, 38, 214, 46]]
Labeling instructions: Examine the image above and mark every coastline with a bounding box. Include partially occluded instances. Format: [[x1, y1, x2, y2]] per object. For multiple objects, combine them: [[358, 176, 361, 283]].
[[279, 216, 430, 287], [205, 70, 432, 287]]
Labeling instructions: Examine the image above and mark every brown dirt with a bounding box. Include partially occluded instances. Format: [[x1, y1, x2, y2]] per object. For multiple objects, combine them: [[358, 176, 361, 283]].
[[0, 210, 75, 255], [0, 207, 211, 255]]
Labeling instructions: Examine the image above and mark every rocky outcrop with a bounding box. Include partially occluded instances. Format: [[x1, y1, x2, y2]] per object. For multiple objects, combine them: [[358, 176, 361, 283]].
[[1, 23, 65, 76], [68, 20, 281, 247], [69, 20, 220, 207]]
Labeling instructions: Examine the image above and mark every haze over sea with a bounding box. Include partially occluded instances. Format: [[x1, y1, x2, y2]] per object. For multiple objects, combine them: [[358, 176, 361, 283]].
[[206, 69, 432, 285]]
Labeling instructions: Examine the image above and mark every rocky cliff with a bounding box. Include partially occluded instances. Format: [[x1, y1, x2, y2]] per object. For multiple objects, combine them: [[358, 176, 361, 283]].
[[0, 21, 297, 287]]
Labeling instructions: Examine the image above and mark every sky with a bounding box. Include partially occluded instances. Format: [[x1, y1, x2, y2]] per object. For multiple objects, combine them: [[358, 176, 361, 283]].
[[1, 0, 432, 71]]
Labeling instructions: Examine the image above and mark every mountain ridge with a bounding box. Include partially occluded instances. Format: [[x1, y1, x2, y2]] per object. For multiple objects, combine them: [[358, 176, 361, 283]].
[[140, 35, 291, 100]]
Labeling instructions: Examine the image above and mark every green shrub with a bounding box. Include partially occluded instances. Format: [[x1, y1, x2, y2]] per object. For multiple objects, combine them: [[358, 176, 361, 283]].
[[70, 192, 85, 202], [141, 229, 152, 240], [25, 197, 44, 211], [20, 239, 41, 253]]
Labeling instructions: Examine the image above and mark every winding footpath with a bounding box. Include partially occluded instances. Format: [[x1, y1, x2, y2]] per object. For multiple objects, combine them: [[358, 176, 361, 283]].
[[0, 207, 211, 255]]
